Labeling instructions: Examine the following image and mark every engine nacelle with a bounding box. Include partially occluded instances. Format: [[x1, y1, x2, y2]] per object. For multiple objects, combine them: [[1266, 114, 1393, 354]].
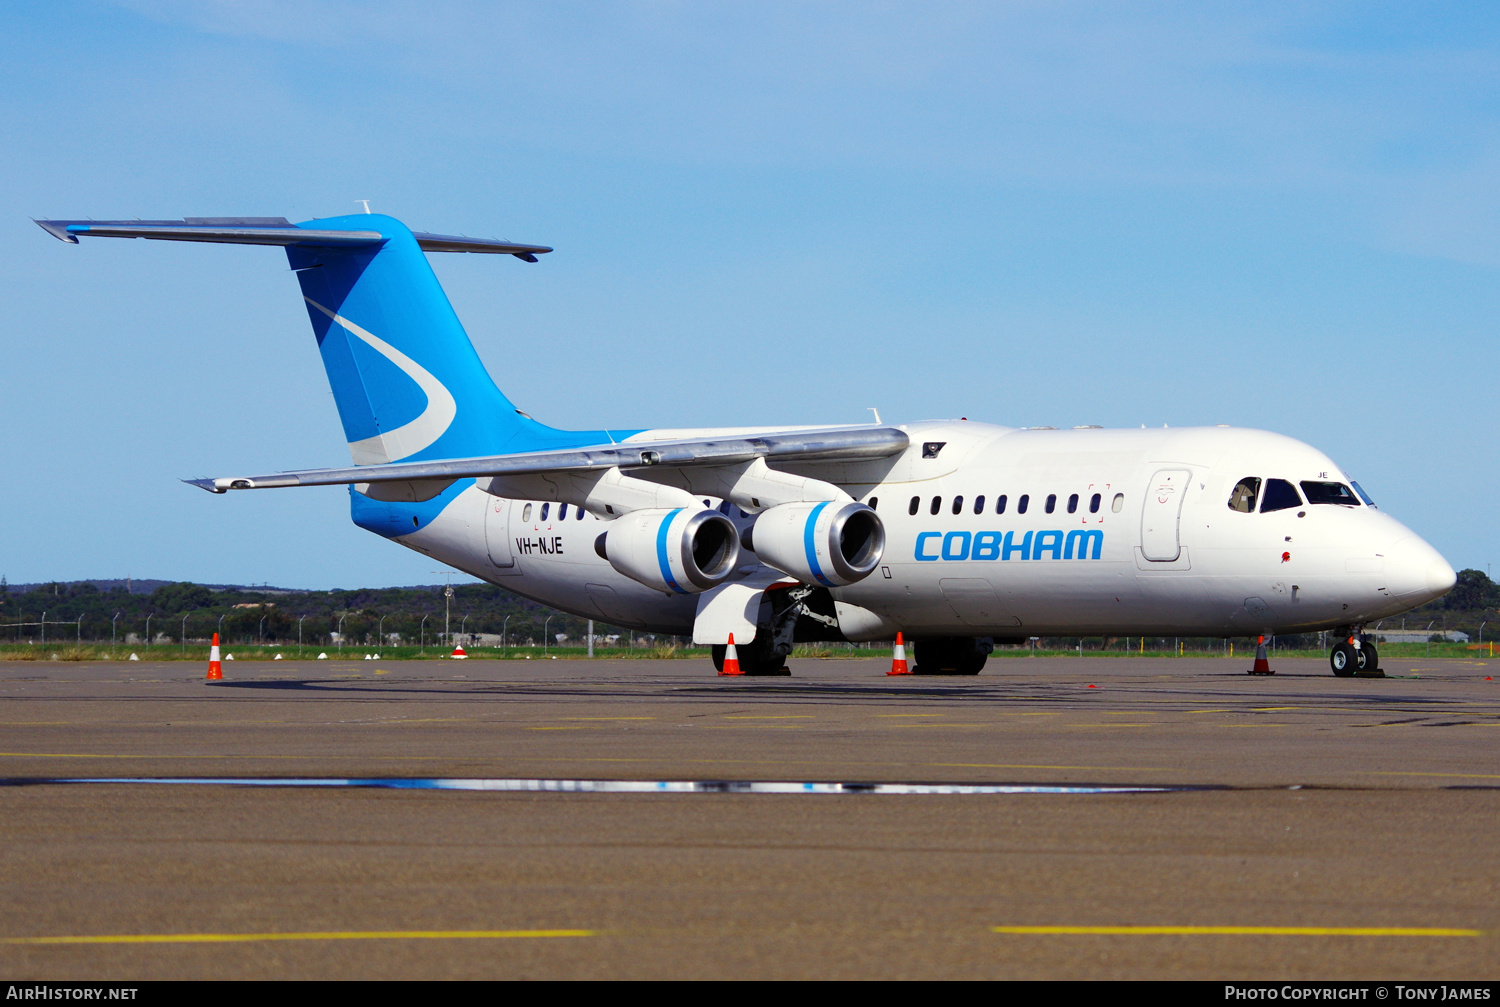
[[748, 500, 885, 587], [594, 507, 740, 595]]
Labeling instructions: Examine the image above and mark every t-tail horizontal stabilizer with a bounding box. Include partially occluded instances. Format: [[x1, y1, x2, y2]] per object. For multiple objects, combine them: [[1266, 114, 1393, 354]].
[[34, 218, 551, 260]]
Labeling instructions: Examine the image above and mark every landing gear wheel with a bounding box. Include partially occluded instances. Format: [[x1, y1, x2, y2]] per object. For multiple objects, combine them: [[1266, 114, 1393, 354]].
[[1356, 642, 1379, 674], [1330, 641, 1358, 677], [912, 638, 989, 676], [711, 636, 788, 676]]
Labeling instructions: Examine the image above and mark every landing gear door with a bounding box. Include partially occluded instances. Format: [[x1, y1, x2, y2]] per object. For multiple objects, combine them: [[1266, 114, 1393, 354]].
[[1140, 469, 1190, 562], [484, 496, 517, 569]]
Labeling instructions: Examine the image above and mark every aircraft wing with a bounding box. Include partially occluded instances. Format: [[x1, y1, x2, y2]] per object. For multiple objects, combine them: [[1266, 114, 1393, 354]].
[[34, 218, 552, 260], [185, 426, 910, 493]]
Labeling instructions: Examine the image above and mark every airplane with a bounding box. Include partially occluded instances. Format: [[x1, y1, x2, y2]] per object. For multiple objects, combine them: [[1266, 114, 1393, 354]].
[[35, 213, 1457, 676]]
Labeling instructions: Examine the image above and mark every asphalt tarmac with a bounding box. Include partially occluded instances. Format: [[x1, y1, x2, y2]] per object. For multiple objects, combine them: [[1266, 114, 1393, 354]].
[[0, 652, 1496, 980]]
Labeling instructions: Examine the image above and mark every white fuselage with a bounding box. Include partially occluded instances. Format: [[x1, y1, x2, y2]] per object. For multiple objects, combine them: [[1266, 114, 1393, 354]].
[[398, 422, 1455, 639]]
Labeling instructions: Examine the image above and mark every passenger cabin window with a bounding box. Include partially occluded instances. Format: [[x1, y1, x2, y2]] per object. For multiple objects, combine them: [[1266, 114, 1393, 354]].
[[578, 506, 585, 520], [930, 496, 941, 516], [522, 503, 533, 522], [1067, 493, 1079, 514], [974, 495, 985, 514], [909, 496, 920, 516], [995, 494, 1008, 515], [540, 502, 550, 521], [559, 503, 569, 519], [1018, 494, 1030, 515], [1300, 481, 1359, 507], [1089, 493, 1101, 514], [1111, 493, 1124, 513], [1227, 477, 1261, 513], [1044, 494, 1056, 514], [951, 495, 964, 515], [1260, 478, 1302, 513]]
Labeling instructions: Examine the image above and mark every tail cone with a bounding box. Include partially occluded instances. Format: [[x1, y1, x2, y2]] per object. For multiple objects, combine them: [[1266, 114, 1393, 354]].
[[206, 633, 223, 682], [719, 633, 743, 676], [888, 632, 911, 676]]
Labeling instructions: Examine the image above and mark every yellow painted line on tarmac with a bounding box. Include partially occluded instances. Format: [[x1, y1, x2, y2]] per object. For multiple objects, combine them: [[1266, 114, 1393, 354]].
[[0, 752, 129, 759], [990, 926, 1481, 937], [3, 929, 595, 945], [723, 715, 814, 720], [557, 717, 656, 721], [1373, 771, 1500, 780], [1251, 707, 1300, 712], [929, 762, 1166, 772], [380, 718, 469, 725]]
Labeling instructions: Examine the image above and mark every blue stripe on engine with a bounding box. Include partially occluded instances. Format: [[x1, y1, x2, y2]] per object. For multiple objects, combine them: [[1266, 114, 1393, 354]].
[[803, 501, 833, 586], [655, 508, 687, 594]]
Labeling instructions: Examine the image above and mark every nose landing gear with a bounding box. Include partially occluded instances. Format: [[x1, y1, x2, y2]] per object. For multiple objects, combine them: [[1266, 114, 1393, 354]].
[[1329, 633, 1381, 678]]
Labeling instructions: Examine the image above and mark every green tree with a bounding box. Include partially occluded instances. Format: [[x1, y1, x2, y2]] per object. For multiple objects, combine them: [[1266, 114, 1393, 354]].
[[149, 582, 217, 615], [1446, 569, 1499, 611]]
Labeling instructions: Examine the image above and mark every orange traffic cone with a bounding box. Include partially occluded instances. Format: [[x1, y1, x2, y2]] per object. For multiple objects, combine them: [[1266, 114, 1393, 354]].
[[1248, 634, 1273, 675], [888, 632, 910, 676], [719, 633, 743, 676], [206, 633, 223, 681], [451, 646, 468, 660]]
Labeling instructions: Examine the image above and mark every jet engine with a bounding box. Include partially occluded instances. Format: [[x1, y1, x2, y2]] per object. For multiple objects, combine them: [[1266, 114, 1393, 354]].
[[593, 507, 740, 595], [747, 500, 885, 587]]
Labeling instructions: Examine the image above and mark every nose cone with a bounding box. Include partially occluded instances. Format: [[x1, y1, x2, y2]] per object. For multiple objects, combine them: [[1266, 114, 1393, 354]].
[[1388, 535, 1457, 605]]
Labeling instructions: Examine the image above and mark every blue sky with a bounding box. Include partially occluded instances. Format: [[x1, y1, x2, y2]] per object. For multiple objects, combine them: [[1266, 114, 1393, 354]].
[[2, 2, 1497, 588]]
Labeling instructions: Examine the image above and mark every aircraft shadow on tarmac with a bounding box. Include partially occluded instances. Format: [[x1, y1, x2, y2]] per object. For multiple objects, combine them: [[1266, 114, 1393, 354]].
[[203, 676, 1482, 712]]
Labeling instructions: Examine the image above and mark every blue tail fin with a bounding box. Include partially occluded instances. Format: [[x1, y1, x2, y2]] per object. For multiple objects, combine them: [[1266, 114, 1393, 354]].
[[286, 214, 593, 463]]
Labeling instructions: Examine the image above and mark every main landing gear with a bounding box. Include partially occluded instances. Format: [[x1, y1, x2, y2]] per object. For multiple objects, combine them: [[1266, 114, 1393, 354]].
[[1329, 633, 1380, 678], [710, 635, 789, 676], [911, 637, 993, 676]]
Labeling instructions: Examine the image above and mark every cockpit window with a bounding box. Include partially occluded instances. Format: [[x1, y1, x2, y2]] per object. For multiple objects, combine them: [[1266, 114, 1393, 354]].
[[1227, 477, 1260, 513], [1350, 481, 1376, 508], [1300, 481, 1359, 506], [1259, 478, 1302, 513]]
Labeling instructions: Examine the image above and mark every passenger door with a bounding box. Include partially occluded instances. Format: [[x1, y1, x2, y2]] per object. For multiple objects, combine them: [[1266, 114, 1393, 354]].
[[1140, 469, 1191, 562]]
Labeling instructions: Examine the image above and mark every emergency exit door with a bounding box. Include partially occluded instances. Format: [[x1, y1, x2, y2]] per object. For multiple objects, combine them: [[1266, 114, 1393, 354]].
[[1140, 469, 1190, 562], [484, 496, 516, 569]]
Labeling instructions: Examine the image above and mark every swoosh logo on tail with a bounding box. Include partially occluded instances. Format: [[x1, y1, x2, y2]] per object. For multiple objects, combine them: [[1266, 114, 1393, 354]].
[[305, 297, 457, 464]]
